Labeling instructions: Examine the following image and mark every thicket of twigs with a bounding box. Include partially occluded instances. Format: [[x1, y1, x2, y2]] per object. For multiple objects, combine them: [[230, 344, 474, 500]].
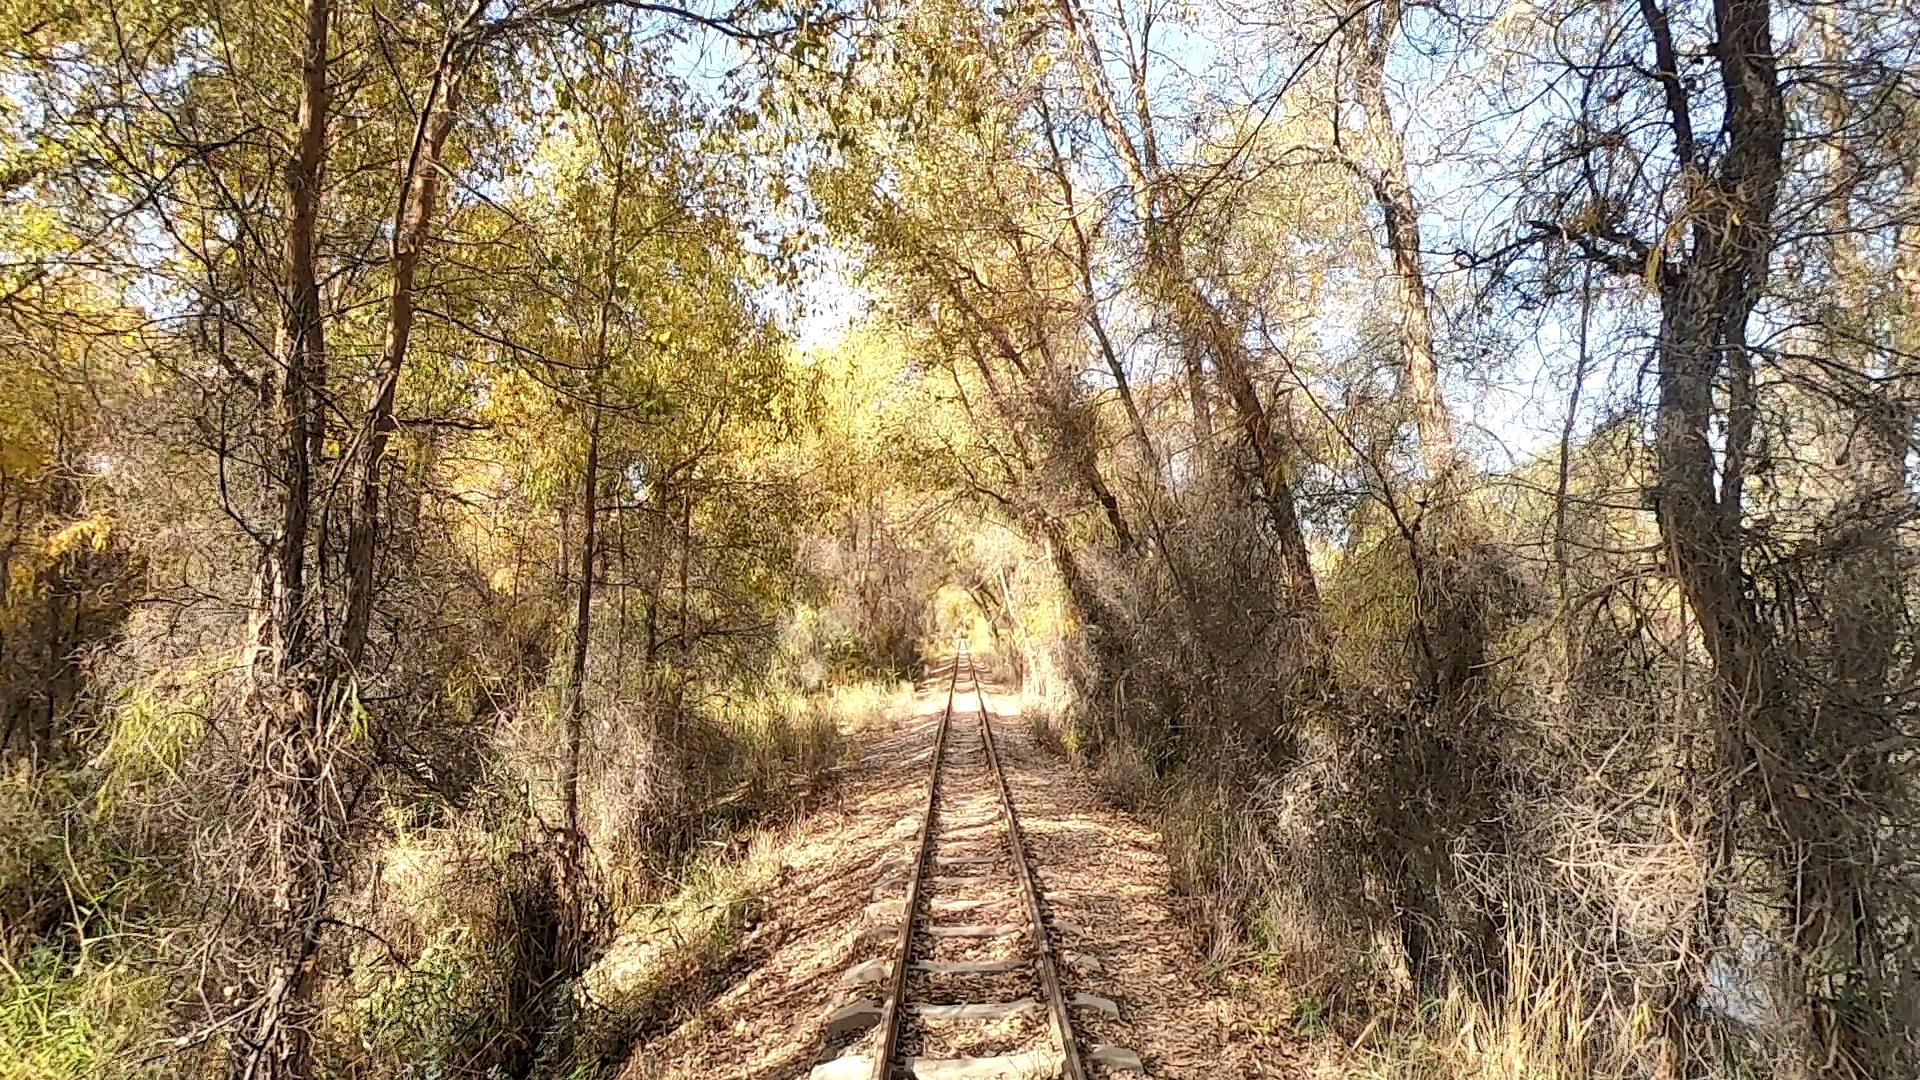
[[1005, 444, 1920, 1078]]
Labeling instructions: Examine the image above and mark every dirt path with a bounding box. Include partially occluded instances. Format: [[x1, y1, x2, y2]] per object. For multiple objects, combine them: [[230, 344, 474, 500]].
[[979, 679, 1289, 1078], [617, 667, 1280, 1079]]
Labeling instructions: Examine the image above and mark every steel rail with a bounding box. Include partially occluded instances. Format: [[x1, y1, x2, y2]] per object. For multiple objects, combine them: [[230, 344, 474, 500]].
[[870, 658, 960, 1080], [969, 656, 1088, 1080]]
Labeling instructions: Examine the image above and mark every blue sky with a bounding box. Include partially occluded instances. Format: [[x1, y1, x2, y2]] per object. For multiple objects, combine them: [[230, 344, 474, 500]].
[[649, 0, 1697, 476]]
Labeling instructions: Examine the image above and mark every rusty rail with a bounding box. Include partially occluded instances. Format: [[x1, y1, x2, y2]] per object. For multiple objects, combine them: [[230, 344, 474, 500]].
[[869, 652, 1087, 1079], [870, 659, 958, 1080], [971, 658, 1088, 1080]]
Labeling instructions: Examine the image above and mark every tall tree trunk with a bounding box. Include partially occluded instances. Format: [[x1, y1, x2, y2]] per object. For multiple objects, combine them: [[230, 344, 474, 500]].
[[1034, 93, 1215, 616], [564, 407, 599, 849], [1637, 0, 1786, 1071], [1052, 0, 1214, 450], [1350, 0, 1457, 481], [1037, 95, 1160, 482], [256, 0, 329, 677], [564, 138, 624, 855], [1650, 0, 1785, 748], [240, 0, 331, 1072], [341, 7, 481, 664]]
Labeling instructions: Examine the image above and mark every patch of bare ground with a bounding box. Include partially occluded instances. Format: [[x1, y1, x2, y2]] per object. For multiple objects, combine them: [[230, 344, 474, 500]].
[[614, 667, 1289, 1079], [980, 679, 1301, 1079], [612, 678, 944, 1080]]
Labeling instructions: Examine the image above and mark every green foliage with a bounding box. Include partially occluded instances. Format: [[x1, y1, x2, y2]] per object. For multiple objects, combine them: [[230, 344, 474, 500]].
[[337, 922, 490, 1079], [0, 764, 174, 1080], [0, 942, 165, 1080], [93, 672, 209, 800], [1, 791, 182, 1069], [1322, 537, 1421, 693], [0, 763, 70, 936]]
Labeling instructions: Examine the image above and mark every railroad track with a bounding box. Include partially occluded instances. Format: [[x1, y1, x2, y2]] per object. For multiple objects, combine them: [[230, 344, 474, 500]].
[[810, 652, 1142, 1079]]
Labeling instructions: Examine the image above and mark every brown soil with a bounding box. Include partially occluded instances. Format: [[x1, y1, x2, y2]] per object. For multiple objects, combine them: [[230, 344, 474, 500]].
[[981, 678, 1299, 1078]]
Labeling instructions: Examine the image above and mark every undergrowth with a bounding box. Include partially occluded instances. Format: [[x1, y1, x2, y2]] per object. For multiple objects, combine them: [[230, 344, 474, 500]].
[[0, 757, 185, 1080], [1048, 707, 1710, 1080], [0, 943, 166, 1080], [582, 832, 783, 1059], [319, 676, 903, 1080], [0, 673, 905, 1080]]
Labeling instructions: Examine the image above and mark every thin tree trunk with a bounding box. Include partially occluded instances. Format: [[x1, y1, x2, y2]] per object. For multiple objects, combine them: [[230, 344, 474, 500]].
[[341, 5, 483, 665], [670, 485, 692, 735], [1350, 0, 1457, 481], [643, 550, 661, 670], [564, 406, 599, 847], [1008, 231, 1140, 554], [564, 140, 625, 852], [236, 0, 330, 1074], [1552, 263, 1595, 705], [256, 0, 329, 677]]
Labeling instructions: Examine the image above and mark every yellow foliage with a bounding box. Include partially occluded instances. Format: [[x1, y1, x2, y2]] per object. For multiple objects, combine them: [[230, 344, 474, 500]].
[[4, 563, 34, 608], [46, 516, 111, 558], [3, 516, 116, 611], [488, 565, 519, 594]]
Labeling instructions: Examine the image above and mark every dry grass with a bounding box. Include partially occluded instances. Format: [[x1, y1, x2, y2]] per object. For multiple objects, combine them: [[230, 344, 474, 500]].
[[319, 675, 908, 1079], [1313, 933, 1649, 1080], [585, 828, 786, 1049]]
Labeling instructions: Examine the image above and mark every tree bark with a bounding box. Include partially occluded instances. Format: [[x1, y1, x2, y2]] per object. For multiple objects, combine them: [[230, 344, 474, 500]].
[[1635, 0, 1786, 1072], [255, 0, 329, 677], [235, 0, 331, 1074], [565, 139, 625, 852], [1349, 0, 1457, 481], [341, 7, 482, 665], [564, 406, 599, 847]]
